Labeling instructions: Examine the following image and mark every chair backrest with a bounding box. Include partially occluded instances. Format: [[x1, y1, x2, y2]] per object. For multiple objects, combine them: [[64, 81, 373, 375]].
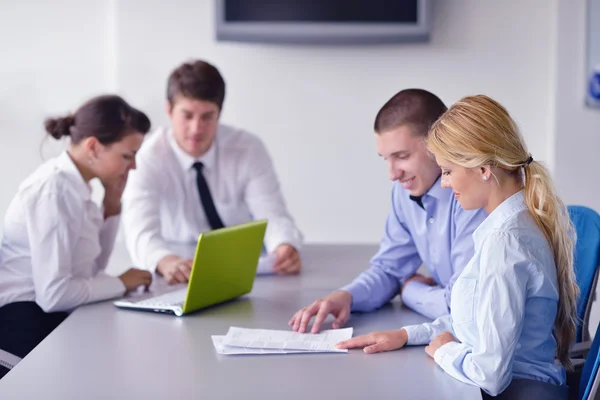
[[568, 205, 600, 343], [580, 321, 600, 399]]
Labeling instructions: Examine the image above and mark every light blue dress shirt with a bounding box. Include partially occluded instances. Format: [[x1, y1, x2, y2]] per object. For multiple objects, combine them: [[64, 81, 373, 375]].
[[403, 190, 565, 396], [341, 177, 487, 319]]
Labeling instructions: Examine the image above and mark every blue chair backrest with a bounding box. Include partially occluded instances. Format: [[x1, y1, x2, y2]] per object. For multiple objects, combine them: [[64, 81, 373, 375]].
[[580, 321, 600, 399], [568, 205, 600, 342]]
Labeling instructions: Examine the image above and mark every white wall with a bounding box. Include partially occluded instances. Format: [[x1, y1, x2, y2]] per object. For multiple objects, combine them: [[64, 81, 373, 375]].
[[114, 0, 558, 243], [0, 0, 562, 244], [554, 0, 600, 337], [0, 0, 115, 214]]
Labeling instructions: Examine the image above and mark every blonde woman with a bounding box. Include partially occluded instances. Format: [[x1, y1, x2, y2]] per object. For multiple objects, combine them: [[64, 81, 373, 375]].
[[337, 95, 577, 399]]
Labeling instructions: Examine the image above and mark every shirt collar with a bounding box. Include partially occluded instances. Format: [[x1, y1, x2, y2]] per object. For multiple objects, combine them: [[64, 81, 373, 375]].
[[403, 175, 445, 211], [423, 175, 445, 200], [472, 190, 527, 247], [167, 128, 217, 172], [55, 151, 92, 200]]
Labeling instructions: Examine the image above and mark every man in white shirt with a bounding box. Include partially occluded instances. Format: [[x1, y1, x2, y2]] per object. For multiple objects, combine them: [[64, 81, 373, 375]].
[[122, 60, 303, 284]]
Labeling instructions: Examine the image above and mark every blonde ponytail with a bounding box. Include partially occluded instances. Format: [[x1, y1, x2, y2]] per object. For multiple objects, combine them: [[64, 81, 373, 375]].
[[523, 161, 578, 370]]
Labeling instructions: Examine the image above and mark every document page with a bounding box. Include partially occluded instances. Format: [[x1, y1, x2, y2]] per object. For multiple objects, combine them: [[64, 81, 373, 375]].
[[212, 336, 310, 355], [220, 327, 353, 353]]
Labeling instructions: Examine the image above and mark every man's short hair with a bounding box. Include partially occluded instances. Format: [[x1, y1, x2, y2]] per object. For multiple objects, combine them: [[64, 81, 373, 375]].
[[374, 89, 447, 136]]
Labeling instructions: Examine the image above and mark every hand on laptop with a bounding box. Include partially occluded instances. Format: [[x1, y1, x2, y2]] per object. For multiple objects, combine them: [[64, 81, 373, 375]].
[[119, 268, 153, 292], [289, 290, 352, 333], [157, 254, 193, 284], [272, 244, 301, 275]]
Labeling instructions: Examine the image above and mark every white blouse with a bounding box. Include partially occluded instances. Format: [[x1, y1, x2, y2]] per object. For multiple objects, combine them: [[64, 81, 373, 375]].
[[0, 152, 125, 313]]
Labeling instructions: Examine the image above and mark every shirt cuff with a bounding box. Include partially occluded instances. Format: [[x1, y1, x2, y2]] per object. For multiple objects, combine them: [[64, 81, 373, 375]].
[[340, 282, 370, 311], [100, 215, 121, 239], [401, 281, 449, 320], [402, 324, 434, 346], [265, 228, 303, 253], [88, 271, 126, 303], [433, 340, 463, 370], [98, 215, 120, 259]]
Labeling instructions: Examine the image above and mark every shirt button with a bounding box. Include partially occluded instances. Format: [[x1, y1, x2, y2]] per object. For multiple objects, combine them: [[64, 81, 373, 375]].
[[429, 217, 434, 224]]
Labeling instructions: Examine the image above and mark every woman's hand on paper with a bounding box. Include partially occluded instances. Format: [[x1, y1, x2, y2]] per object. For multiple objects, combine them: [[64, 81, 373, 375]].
[[336, 329, 408, 354]]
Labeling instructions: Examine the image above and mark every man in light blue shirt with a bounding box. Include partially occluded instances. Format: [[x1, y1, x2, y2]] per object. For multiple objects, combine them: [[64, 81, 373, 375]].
[[289, 89, 487, 333]]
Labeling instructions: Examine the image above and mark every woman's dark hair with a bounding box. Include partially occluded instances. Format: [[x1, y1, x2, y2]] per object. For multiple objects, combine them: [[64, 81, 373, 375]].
[[166, 60, 226, 109], [44, 95, 151, 144]]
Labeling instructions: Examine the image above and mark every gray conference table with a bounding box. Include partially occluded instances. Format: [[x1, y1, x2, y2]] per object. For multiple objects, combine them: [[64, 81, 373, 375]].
[[0, 244, 481, 399]]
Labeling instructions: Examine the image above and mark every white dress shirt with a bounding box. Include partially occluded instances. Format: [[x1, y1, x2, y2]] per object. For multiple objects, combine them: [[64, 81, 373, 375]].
[[122, 125, 303, 272], [0, 152, 125, 313], [402, 191, 565, 396]]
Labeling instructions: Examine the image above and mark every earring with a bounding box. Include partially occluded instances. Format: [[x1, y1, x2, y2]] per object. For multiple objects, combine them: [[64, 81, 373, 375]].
[[482, 175, 488, 181]]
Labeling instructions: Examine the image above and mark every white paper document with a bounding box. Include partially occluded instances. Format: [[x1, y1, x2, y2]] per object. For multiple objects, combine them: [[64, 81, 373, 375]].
[[212, 336, 310, 355], [219, 327, 353, 353]]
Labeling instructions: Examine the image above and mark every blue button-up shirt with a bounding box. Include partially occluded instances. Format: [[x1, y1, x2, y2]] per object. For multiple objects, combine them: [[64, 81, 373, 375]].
[[403, 191, 565, 396], [342, 177, 487, 319]]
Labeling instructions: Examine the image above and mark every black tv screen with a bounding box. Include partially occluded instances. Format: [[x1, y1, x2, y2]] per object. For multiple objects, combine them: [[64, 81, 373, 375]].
[[224, 0, 418, 24], [216, 0, 431, 44]]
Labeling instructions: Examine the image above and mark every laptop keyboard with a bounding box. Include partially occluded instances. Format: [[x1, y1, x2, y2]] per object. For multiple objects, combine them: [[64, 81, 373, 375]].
[[135, 288, 187, 308]]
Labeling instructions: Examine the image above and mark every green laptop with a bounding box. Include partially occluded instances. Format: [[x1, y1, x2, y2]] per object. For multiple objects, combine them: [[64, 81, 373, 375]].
[[114, 220, 267, 316]]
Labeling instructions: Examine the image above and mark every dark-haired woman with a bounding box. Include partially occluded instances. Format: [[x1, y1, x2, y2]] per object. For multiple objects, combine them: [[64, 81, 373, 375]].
[[0, 95, 153, 378]]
